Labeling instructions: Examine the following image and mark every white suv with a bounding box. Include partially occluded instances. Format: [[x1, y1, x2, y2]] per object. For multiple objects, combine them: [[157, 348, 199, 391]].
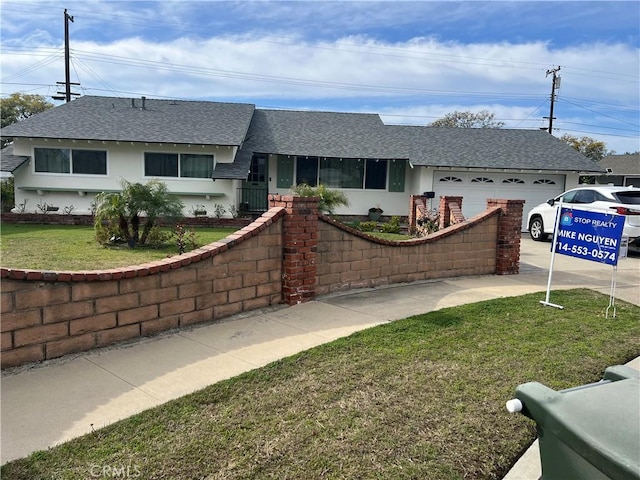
[[527, 185, 640, 251]]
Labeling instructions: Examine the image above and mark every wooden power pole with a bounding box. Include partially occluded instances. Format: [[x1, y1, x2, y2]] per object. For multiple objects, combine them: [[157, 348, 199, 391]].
[[53, 9, 80, 102], [543, 66, 561, 134]]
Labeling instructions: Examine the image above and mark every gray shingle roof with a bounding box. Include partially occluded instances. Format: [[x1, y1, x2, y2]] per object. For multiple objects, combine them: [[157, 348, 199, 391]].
[[0, 95, 255, 146], [223, 108, 388, 179], [599, 154, 640, 175], [381, 126, 605, 173], [0, 144, 29, 173], [234, 109, 604, 174], [245, 108, 385, 157], [0, 96, 605, 178]]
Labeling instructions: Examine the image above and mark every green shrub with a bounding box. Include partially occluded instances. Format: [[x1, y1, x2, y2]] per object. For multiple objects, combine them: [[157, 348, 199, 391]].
[[291, 183, 350, 215], [357, 221, 379, 232], [381, 216, 401, 233], [94, 179, 184, 248], [0, 177, 14, 212]]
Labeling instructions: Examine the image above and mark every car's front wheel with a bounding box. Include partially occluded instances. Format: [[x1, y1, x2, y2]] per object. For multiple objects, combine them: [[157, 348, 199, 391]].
[[529, 217, 548, 241]]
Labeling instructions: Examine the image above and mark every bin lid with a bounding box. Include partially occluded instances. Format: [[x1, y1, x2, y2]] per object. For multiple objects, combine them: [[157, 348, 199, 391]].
[[516, 376, 640, 480]]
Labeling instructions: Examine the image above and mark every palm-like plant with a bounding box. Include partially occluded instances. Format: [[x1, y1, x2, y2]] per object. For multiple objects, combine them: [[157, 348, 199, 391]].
[[94, 179, 184, 247], [138, 180, 184, 245], [291, 183, 350, 215]]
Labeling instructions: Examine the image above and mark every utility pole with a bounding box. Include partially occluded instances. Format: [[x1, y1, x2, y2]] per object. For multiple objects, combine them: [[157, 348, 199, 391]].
[[543, 66, 561, 134], [53, 9, 80, 102]]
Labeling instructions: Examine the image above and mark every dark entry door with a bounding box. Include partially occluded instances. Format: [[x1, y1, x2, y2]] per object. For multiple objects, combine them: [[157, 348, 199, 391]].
[[241, 154, 268, 212]]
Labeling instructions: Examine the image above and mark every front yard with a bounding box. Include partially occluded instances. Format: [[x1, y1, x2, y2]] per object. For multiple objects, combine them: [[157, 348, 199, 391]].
[[0, 224, 237, 270], [2, 289, 638, 479]]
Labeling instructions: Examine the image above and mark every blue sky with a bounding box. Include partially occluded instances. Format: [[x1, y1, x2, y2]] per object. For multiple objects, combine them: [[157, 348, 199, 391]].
[[1, 1, 638, 153]]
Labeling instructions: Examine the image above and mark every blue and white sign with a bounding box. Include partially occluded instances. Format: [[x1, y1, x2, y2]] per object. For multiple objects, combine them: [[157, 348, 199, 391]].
[[553, 208, 625, 266]]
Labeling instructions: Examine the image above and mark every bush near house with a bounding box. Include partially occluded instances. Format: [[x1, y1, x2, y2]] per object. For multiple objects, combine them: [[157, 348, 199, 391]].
[[94, 179, 184, 247], [291, 183, 350, 215], [1, 176, 14, 212]]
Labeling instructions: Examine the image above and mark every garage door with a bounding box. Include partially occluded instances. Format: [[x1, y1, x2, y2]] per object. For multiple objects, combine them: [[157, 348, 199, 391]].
[[433, 171, 565, 230]]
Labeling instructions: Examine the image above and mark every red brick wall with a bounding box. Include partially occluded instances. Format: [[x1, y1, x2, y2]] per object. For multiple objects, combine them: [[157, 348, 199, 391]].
[[269, 195, 318, 305], [0, 213, 252, 228], [0, 196, 522, 369], [439, 196, 465, 229], [1, 210, 284, 368], [487, 199, 525, 275]]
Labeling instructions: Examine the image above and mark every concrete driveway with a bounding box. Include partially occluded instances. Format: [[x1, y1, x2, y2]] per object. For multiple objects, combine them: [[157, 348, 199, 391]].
[[518, 234, 639, 307]]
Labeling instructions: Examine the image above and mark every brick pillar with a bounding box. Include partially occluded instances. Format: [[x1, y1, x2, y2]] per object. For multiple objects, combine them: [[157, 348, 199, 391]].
[[408, 195, 427, 235], [438, 196, 463, 229], [269, 194, 319, 305], [487, 199, 524, 275]]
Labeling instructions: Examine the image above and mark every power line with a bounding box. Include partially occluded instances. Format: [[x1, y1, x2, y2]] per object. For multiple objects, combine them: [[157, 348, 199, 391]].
[[68, 48, 545, 100], [1, 2, 638, 83], [558, 98, 640, 128], [553, 128, 639, 139]]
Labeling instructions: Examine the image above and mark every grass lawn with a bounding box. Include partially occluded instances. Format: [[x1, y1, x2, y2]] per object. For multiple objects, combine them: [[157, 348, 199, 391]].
[[2, 289, 638, 480], [0, 224, 238, 270]]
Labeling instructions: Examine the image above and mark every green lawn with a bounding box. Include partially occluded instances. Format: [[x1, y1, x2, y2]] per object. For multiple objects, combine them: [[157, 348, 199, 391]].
[[0, 224, 237, 270], [2, 289, 638, 479]]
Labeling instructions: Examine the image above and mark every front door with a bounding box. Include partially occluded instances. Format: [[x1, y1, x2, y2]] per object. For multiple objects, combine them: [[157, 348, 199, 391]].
[[242, 154, 268, 212]]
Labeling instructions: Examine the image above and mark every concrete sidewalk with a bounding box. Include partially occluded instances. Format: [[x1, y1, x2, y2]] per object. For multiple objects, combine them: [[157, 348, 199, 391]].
[[2, 237, 639, 472]]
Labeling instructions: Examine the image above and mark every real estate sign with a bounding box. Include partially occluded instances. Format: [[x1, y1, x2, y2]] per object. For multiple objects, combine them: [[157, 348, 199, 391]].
[[553, 208, 625, 266]]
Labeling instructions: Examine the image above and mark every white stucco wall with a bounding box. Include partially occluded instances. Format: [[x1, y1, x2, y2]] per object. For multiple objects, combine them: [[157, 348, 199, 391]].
[[11, 138, 240, 216]]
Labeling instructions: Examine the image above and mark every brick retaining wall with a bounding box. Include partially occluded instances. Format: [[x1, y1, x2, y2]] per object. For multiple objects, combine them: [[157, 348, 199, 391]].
[[1, 210, 284, 368], [317, 207, 500, 295], [0, 212, 253, 228], [0, 195, 522, 369]]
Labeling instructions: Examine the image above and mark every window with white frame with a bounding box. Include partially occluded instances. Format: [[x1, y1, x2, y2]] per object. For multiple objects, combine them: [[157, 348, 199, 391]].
[[34, 148, 107, 175], [296, 156, 388, 190], [144, 152, 214, 178]]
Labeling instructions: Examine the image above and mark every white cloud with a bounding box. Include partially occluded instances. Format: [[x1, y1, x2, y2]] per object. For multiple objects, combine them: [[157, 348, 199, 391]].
[[1, 0, 637, 153]]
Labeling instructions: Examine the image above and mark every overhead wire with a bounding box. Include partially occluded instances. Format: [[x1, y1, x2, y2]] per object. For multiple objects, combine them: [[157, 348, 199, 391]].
[[558, 98, 640, 128], [1, 1, 637, 84], [1, 1, 638, 142]]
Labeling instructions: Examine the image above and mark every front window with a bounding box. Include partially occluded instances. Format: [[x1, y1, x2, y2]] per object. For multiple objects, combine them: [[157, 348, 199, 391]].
[[145, 152, 213, 178], [364, 159, 387, 189], [319, 157, 365, 188], [181, 153, 213, 178], [34, 148, 106, 175], [296, 156, 319, 186], [297, 156, 388, 190], [72, 150, 107, 174]]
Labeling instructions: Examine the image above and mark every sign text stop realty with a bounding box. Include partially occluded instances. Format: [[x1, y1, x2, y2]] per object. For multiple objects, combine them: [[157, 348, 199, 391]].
[[554, 207, 625, 266]]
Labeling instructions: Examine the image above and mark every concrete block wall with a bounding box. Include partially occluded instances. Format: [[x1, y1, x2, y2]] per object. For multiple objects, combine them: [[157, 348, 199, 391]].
[[1, 195, 522, 369], [316, 204, 501, 296], [1, 210, 284, 369]]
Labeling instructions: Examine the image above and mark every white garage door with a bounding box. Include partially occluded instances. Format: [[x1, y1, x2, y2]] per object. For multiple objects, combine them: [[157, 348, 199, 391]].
[[433, 171, 565, 230]]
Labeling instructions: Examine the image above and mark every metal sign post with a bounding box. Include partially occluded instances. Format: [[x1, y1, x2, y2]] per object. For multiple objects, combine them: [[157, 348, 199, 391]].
[[541, 204, 625, 310], [606, 236, 628, 319], [541, 199, 565, 309]]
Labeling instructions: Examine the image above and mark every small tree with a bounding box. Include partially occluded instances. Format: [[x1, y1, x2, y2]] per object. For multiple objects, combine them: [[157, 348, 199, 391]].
[[0, 176, 15, 212], [429, 110, 504, 129], [1, 93, 54, 148], [559, 134, 608, 162], [94, 179, 184, 247], [291, 183, 350, 215]]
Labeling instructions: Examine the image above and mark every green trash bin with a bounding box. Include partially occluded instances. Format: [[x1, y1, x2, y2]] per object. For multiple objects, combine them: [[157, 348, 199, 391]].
[[506, 365, 640, 480]]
